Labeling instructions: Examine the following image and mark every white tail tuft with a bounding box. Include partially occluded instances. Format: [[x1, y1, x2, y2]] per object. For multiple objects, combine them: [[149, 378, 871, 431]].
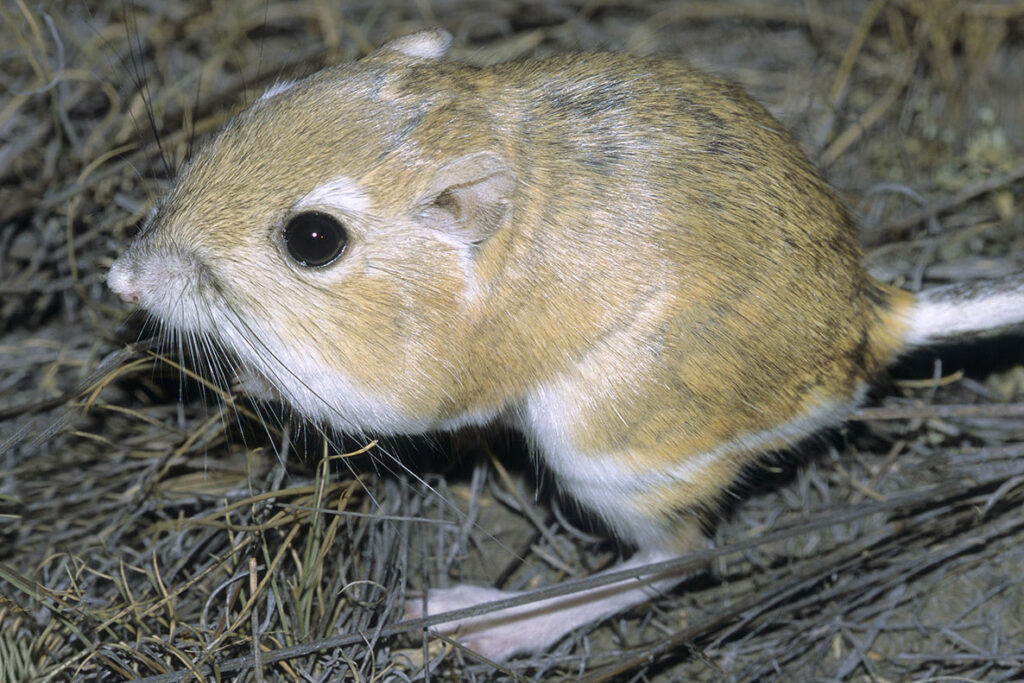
[[904, 274, 1024, 347]]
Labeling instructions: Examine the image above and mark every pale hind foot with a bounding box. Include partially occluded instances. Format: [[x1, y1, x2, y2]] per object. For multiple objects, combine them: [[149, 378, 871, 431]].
[[404, 549, 683, 662]]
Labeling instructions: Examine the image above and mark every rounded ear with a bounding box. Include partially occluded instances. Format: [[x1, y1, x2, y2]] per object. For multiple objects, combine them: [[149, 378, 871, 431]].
[[375, 28, 453, 60], [418, 152, 514, 245]]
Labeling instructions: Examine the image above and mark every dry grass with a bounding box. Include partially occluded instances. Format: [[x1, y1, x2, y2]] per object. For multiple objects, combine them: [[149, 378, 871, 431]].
[[2, 0, 1023, 680]]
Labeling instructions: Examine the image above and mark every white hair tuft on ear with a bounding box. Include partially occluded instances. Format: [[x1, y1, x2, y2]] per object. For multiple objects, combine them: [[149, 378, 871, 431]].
[[381, 28, 453, 60]]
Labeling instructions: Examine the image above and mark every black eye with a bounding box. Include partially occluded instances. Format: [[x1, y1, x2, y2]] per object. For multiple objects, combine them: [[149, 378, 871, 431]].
[[283, 212, 348, 267]]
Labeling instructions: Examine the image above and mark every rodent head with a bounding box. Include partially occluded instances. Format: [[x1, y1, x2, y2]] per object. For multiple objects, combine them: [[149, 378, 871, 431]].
[[107, 29, 515, 433]]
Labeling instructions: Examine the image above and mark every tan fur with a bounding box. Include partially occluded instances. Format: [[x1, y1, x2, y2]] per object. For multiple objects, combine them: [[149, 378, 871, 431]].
[[107, 31, 944, 659], [114, 34, 916, 540]]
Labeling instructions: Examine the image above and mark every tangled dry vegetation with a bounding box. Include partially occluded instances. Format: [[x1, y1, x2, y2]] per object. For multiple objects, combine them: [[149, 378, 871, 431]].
[[2, 1, 1023, 680]]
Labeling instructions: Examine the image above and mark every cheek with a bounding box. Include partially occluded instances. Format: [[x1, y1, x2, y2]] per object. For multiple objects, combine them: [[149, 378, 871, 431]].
[[258, 269, 400, 385], [340, 255, 473, 367], [231, 243, 484, 425], [332, 262, 466, 351]]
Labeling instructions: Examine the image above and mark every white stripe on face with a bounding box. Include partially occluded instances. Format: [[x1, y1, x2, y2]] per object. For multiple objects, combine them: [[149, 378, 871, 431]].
[[295, 176, 370, 214]]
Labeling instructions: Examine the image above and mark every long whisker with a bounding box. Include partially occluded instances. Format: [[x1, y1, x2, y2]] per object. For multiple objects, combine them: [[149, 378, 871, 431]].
[[209, 302, 525, 563], [121, 0, 173, 179]]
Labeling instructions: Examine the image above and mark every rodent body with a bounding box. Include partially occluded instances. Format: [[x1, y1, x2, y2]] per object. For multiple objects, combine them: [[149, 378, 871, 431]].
[[107, 29, 1024, 660]]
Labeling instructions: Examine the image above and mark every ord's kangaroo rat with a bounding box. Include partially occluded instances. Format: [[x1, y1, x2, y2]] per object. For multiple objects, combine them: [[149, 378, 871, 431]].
[[107, 29, 1024, 660]]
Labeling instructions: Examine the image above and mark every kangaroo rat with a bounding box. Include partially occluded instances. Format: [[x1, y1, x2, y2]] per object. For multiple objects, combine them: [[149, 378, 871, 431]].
[[107, 29, 1024, 661]]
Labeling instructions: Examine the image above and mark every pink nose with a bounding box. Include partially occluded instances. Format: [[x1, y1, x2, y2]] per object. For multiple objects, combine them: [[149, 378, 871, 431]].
[[107, 261, 140, 304]]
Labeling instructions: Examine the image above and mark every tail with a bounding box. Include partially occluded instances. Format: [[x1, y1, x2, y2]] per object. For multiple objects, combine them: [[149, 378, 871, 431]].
[[902, 273, 1024, 347]]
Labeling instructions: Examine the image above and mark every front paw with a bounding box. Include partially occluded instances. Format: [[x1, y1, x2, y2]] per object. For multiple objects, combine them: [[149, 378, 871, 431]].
[[230, 368, 281, 402]]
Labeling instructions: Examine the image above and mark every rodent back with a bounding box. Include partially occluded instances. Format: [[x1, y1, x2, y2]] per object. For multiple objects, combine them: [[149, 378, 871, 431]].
[[440, 54, 913, 455]]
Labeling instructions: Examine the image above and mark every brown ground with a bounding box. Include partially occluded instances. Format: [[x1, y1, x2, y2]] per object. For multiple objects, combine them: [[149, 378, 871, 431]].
[[2, 1, 1023, 681]]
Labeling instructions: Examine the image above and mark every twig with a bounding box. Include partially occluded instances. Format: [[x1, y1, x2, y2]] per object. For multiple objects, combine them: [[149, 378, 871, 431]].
[[850, 402, 1024, 421], [879, 163, 1024, 236]]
